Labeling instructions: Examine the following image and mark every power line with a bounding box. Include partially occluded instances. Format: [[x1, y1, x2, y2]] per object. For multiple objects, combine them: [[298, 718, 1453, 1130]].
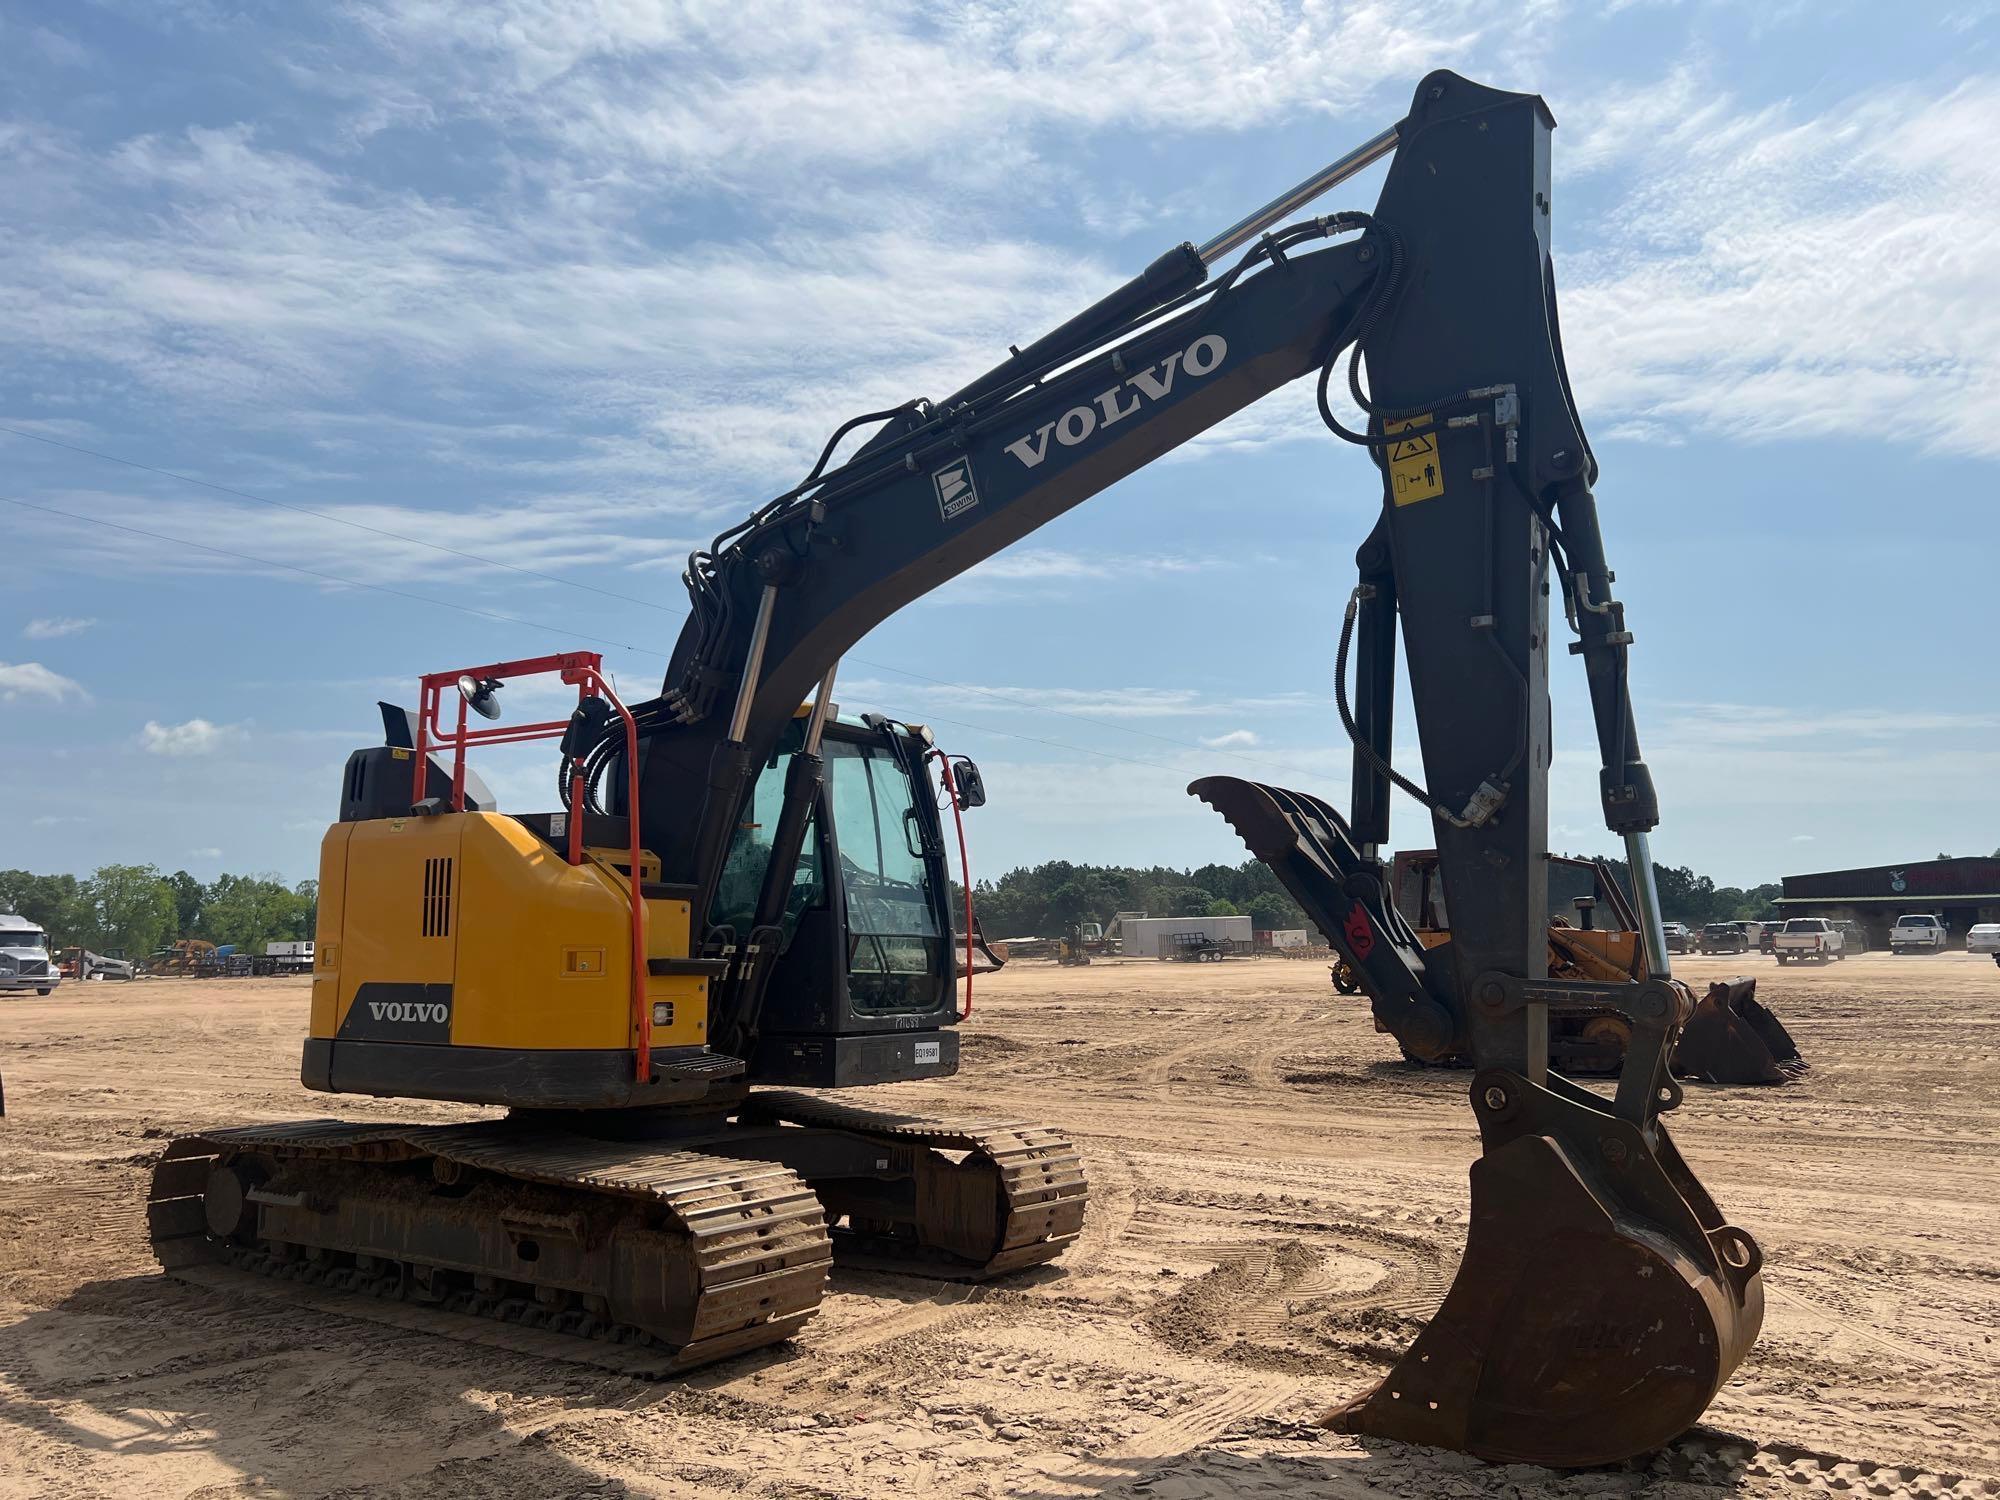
[[4, 428, 1333, 784]]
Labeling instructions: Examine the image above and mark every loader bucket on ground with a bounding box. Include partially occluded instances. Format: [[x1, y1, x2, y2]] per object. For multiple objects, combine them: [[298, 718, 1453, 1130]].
[[1675, 977, 1806, 1084], [1325, 1075, 1765, 1467]]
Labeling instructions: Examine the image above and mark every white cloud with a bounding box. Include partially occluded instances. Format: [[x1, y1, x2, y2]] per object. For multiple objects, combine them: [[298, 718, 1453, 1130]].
[[0, 660, 86, 702], [1564, 72, 2000, 458], [189, 846, 223, 859], [22, 615, 96, 639], [1656, 702, 2000, 746], [348, 1, 1495, 181], [838, 676, 1320, 723], [1202, 729, 1261, 748], [140, 718, 244, 756], [1791, 834, 1815, 842]]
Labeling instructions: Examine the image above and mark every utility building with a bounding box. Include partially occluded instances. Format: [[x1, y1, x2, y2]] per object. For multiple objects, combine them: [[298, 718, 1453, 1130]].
[[1776, 857, 2000, 949], [1119, 914, 1254, 958]]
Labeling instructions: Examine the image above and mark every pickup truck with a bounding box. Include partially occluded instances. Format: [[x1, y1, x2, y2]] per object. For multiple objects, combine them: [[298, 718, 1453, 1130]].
[[1773, 917, 1844, 965], [1889, 913, 1948, 954]]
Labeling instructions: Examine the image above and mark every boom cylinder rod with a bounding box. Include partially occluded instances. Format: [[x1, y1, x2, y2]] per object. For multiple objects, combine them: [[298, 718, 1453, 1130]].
[[1197, 125, 1400, 265], [1624, 830, 1673, 978], [727, 584, 780, 744]]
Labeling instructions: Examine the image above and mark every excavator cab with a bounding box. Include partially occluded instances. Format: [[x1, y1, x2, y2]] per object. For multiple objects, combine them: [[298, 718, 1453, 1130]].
[[712, 713, 968, 1086]]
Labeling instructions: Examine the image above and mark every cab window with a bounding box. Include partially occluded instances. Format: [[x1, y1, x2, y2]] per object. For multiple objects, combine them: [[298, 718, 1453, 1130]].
[[710, 725, 824, 945], [825, 736, 943, 1013]]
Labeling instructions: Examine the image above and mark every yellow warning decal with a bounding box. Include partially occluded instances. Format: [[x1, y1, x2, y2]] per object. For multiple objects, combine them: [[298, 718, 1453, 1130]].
[[1386, 415, 1444, 506]]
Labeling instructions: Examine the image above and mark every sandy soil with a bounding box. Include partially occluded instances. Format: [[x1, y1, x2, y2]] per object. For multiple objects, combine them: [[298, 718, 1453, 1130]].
[[3, 953, 1996, 1499]]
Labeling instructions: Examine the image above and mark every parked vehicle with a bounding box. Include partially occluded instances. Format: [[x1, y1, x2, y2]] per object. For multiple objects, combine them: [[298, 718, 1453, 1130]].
[[1758, 924, 1782, 954], [1831, 919, 1869, 955], [1890, 913, 1949, 954], [1661, 921, 1696, 954], [1736, 916, 1784, 952], [56, 947, 137, 981], [1966, 923, 2000, 956], [1698, 922, 1748, 954], [0, 914, 60, 996], [1773, 917, 1844, 965], [264, 939, 315, 975]]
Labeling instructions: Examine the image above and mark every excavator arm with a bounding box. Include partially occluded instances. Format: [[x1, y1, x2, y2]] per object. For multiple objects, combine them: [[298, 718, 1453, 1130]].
[[601, 70, 1761, 1466]]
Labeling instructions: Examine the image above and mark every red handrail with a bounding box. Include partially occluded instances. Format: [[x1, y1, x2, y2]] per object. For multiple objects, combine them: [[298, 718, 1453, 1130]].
[[407, 650, 651, 1083]]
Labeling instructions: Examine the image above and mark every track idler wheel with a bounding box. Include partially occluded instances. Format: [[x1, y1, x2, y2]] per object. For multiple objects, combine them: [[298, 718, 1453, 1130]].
[[1326, 1071, 1763, 1467]]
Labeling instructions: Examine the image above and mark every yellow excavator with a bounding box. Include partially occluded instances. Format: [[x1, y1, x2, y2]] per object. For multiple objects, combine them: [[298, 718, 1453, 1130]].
[[150, 73, 1767, 1467]]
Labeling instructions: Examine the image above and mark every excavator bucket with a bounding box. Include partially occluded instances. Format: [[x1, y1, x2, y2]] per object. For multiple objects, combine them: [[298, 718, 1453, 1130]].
[[1323, 1071, 1765, 1465], [1192, 774, 1766, 1467], [1675, 977, 1806, 1084]]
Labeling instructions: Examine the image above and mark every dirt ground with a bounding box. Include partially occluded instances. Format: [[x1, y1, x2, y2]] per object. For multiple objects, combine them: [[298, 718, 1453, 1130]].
[[3, 953, 1997, 1499]]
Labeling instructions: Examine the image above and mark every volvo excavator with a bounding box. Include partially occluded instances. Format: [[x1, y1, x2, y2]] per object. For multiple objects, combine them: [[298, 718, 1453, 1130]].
[[149, 74, 1766, 1468]]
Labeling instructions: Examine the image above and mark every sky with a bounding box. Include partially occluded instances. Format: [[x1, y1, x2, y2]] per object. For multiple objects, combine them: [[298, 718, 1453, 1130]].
[[3, 0, 1998, 891]]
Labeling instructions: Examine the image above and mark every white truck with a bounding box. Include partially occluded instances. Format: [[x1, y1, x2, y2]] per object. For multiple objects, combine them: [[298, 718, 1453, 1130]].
[[264, 939, 315, 975], [0, 913, 61, 996], [1889, 913, 1948, 954], [1772, 916, 1844, 965]]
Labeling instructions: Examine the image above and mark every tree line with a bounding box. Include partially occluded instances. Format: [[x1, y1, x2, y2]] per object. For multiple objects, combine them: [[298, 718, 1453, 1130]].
[[1581, 857, 1783, 927], [965, 854, 1784, 939], [1, 848, 1794, 959], [965, 859, 1315, 939], [0, 867, 318, 961]]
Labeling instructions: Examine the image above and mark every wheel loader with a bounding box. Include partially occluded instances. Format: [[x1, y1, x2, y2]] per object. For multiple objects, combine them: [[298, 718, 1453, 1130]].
[[151, 73, 1769, 1467]]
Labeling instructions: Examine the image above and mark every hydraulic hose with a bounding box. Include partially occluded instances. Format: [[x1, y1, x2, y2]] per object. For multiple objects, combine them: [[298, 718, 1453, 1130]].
[[1334, 586, 1469, 828]]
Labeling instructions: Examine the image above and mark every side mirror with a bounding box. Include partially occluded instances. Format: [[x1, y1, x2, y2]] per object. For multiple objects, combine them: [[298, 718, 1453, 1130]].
[[948, 757, 986, 810]]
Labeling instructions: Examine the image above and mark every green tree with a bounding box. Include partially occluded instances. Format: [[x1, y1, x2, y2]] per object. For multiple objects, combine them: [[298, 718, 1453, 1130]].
[[1246, 892, 1302, 931], [292, 880, 319, 938], [166, 869, 205, 938], [200, 873, 311, 953], [1204, 897, 1239, 917], [0, 870, 85, 941], [77, 865, 176, 958]]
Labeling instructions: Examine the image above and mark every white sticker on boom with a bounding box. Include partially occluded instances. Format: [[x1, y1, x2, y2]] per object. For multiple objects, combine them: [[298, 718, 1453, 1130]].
[[933, 457, 980, 521], [915, 1040, 941, 1065]]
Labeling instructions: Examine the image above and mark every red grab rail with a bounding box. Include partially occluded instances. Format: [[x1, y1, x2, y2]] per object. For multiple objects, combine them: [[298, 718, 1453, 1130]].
[[409, 650, 652, 1082]]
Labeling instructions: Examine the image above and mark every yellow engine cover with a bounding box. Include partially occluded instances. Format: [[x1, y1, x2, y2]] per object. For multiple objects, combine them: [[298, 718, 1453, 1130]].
[[311, 812, 707, 1052]]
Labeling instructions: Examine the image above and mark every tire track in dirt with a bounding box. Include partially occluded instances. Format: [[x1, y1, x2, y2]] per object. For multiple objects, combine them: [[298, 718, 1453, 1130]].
[[1765, 1280, 1954, 1371], [1011, 1374, 1301, 1499], [1131, 1022, 1239, 1085], [1655, 1429, 2000, 1497], [1065, 1145, 1137, 1271]]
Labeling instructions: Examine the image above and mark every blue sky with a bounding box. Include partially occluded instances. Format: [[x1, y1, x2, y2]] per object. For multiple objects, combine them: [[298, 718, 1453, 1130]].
[[3, 1, 1997, 890]]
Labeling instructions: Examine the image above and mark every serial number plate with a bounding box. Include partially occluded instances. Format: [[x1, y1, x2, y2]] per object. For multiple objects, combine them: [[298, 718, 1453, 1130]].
[[915, 1041, 941, 1066]]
